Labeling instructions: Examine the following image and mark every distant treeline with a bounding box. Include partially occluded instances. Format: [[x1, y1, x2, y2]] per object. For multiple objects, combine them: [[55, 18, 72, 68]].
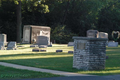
[[0, 0, 120, 43]]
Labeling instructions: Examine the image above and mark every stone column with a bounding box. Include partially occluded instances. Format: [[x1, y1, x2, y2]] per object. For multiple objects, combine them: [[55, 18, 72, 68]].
[[72, 37, 108, 70]]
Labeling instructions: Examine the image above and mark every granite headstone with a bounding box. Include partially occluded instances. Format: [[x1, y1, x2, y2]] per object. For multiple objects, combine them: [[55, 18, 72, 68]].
[[108, 41, 118, 47], [7, 42, 17, 50], [68, 42, 74, 46], [36, 36, 49, 45], [87, 30, 99, 38], [0, 42, 5, 50]]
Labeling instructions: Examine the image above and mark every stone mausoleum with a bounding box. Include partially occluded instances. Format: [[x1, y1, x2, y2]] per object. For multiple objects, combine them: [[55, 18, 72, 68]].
[[22, 25, 50, 44], [73, 37, 107, 70]]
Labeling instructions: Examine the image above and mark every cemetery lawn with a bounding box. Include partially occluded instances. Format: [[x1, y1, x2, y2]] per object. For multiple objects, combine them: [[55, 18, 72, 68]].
[[0, 44, 120, 76], [0, 65, 61, 79]]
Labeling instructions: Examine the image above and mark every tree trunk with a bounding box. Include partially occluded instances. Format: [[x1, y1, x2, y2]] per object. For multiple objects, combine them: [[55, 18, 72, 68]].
[[16, 1, 22, 43]]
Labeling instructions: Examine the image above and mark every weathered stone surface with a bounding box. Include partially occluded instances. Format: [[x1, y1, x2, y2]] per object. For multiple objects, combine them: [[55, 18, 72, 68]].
[[108, 41, 118, 47], [7, 42, 17, 50], [36, 36, 49, 45], [72, 37, 107, 70], [0, 42, 5, 50], [87, 30, 99, 38], [0, 34, 7, 43], [98, 32, 108, 38], [56, 50, 63, 52], [68, 42, 74, 46], [22, 25, 50, 44]]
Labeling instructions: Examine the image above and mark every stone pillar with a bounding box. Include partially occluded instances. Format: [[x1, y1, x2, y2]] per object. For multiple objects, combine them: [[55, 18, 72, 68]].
[[72, 37, 107, 70]]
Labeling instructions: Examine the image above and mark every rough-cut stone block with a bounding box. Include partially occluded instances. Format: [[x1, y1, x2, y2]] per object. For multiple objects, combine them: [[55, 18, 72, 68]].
[[32, 48, 40, 52], [56, 50, 63, 52], [68, 51, 73, 54], [72, 37, 107, 70]]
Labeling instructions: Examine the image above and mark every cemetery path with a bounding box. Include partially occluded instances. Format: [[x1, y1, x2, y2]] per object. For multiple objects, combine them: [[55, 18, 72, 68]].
[[0, 62, 120, 80], [18, 75, 120, 80], [0, 62, 94, 76]]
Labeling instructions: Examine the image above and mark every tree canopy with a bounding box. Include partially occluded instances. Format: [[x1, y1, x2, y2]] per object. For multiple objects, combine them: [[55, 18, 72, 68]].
[[0, 0, 120, 43]]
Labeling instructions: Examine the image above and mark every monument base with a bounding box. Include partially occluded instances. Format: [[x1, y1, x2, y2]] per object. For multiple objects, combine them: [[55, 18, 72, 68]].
[[108, 41, 118, 47]]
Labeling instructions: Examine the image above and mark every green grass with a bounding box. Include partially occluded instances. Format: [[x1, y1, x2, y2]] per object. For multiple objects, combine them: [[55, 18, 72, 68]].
[[0, 65, 61, 79], [0, 44, 120, 76]]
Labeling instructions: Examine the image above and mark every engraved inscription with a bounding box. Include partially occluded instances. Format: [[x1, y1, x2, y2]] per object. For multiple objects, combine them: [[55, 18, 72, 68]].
[[77, 42, 86, 50]]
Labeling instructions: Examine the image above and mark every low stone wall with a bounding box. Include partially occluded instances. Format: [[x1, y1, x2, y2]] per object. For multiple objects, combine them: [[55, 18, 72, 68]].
[[73, 37, 108, 70]]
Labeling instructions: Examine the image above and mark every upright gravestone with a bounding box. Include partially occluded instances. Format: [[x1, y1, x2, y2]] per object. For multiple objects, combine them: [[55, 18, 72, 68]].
[[108, 41, 118, 47], [68, 42, 74, 46], [73, 37, 107, 70], [98, 32, 108, 45], [87, 30, 99, 38], [0, 34, 7, 44], [0, 42, 5, 50], [7, 42, 17, 50], [36, 36, 48, 45], [22, 25, 50, 44], [98, 32, 108, 38]]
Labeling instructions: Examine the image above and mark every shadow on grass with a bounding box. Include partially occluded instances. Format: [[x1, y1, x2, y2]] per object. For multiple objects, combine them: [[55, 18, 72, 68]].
[[0, 56, 79, 72], [0, 45, 120, 76], [0, 53, 120, 75], [0, 52, 72, 57]]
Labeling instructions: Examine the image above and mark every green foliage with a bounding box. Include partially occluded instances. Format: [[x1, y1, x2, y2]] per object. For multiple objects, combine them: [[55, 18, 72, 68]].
[[51, 25, 77, 44], [97, 0, 120, 40], [0, 0, 120, 43], [0, 1, 16, 41]]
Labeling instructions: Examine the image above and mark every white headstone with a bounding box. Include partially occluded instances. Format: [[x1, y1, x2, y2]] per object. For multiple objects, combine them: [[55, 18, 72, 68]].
[[108, 41, 118, 47]]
